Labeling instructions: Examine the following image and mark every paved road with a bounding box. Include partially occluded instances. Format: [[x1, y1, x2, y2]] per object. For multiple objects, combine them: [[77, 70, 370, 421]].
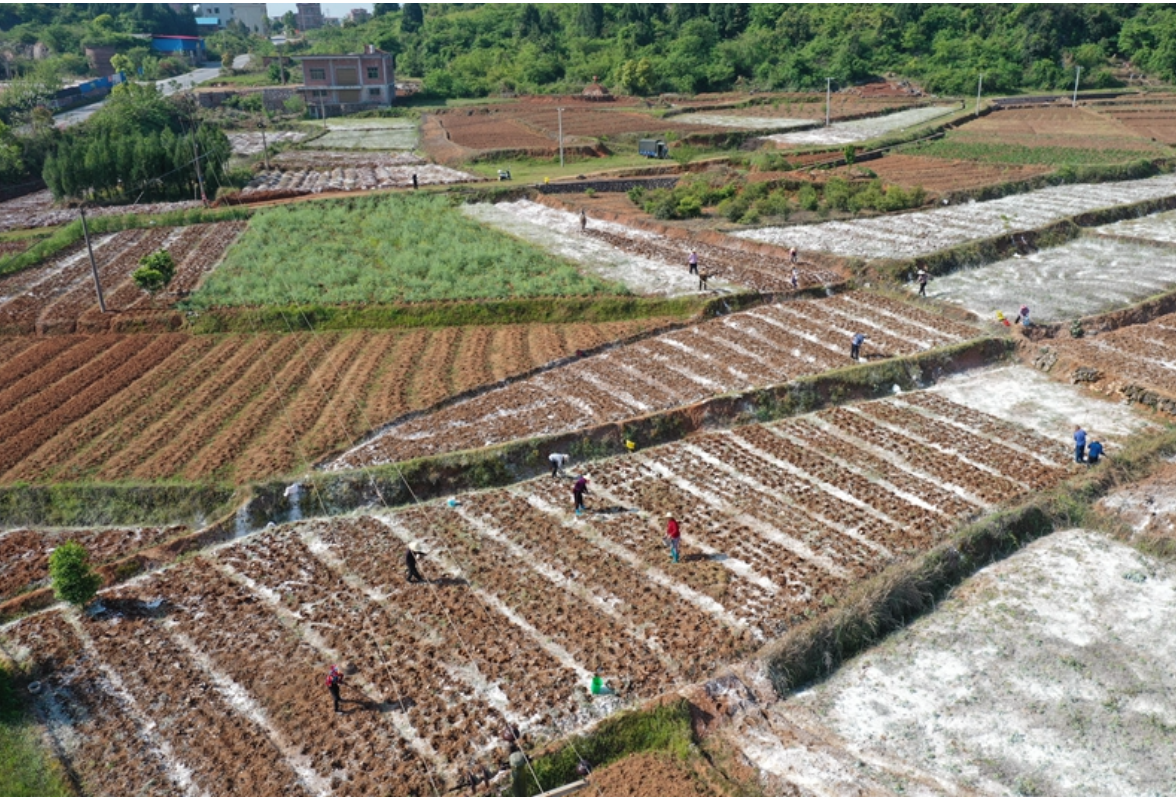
[[54, 55, 252, 128]]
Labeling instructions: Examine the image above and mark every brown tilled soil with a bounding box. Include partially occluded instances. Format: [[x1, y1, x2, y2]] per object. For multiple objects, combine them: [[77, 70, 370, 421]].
[[571, 751, 725, 797], [0, 319, 676, 484]]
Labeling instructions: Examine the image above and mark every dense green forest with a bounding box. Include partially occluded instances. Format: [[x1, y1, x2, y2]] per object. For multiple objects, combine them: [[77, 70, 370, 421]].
[[302, 3, 1176, 98]]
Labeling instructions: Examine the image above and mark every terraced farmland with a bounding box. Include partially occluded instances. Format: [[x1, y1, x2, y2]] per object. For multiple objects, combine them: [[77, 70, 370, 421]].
[[0, 223, 245, 335], [331, 291, 979, 469], [0, 320, 672, 484], [925, 236, 1176, 322], [465, 199, 844, 296], [2, 380, 1110, 795], [736, 173, 1176, 259], [1052, 311, 1176, 401]]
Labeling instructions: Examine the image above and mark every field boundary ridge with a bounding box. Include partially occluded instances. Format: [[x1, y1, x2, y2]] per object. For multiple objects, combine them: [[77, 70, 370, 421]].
[[759, 422, 1176, 697], [259, 335, 1012, 522]]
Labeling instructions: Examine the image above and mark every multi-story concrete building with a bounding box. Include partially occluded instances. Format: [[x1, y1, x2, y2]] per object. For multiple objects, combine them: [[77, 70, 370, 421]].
[[296, 3, 324, 31], [194, 3, 268, 34], [349, 8, 370, 24], [299, 45, 395, 117]]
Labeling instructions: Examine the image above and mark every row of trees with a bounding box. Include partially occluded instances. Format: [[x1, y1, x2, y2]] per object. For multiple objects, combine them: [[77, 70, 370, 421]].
[[297, 4, 1176, 99], [41, 83, 232, 202]]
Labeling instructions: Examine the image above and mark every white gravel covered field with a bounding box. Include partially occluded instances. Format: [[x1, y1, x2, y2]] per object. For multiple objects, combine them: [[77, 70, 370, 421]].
[[736, 173, 1176, 259], [923, 236, 1176, 322], [738, 527, 1176, 795], [463, 200, 715, 296], [242, 163, 477, 193], [671, 112, 814, 130], [766, 105, 957, 146], [226, 131, 308, 155], [1095, 207, 1176, 245]]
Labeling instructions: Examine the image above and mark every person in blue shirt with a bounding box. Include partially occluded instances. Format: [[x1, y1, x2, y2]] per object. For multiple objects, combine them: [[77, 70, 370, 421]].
[[1087, 439, 1104, 465], [850, 332, 867, 361], [1073, 425, 1086, 463]]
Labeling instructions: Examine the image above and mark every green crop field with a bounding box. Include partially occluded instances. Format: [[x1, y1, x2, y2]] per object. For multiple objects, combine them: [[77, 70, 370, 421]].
[[185, 194, 627, 308], [907, 137, 1171, 166]]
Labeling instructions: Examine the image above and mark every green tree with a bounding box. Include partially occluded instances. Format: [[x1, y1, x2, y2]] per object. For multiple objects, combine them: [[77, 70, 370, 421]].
[[283, 9, 297, 32], [49, 541, 102, 608], [616, 57, 655, 95], [401, 2, 424, 33]]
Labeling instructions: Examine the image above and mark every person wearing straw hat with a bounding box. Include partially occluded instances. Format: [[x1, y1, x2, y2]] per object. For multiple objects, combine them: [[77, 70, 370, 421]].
[[665, 513, 681, 563], [916, 268, 929, 297], [405, 542, 427, 583]]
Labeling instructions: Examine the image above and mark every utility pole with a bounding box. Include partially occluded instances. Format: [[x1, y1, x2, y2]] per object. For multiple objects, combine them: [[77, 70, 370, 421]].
[[976, 74, 983, 115], [1072, 66, 1082, 107], [258, 118, 270, 170], [79, 208, 107, 314], [189, 131, 208, 206], [557, 107, 565, 167], [825, 78, 833, 127]]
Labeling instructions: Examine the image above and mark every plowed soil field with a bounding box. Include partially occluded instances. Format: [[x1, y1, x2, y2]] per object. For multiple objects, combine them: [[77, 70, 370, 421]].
[[0, 319, 674, 484], [0, 223, 245, 335], [837, 153, 1051, 193], [0, 190, 203, 234], [331, 291, 979, 469], [0, 525, 188, 604], [1, 386, 1089, 795], [1052, 311, 1176, 401]]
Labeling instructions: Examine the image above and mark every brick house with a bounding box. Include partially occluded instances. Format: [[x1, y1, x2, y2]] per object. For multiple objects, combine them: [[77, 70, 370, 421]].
[[299, 45, 395, 117]]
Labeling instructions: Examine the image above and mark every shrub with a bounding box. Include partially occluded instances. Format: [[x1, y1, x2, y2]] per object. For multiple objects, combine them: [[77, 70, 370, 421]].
[[133, 249, 175, 292], [49, 540, 102, 608], [797, 183, 820, 211], [824, 176, 853, 211], [843, 144, 856, 165], [283, 95, 306, 116], [132, 266, 166, 292]]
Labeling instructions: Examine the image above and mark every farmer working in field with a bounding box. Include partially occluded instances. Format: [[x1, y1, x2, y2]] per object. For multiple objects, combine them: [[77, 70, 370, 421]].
[[791, 266, 799, 290], [688, 249, 699, 275], [325, 664, 344, 713], [549, 452, 570, 477], [917, 269, 929, 297], [665, 513, 681, 563], [850, 332, 867, 361], [1014, 304, 1032, 327], [1087, 437, 1104, 466], [405, 542, 427, 583], [1073, 424, 1087, 464], [573, 474, 590, 515], [789, 247, 798, 264], [580, 208, 587, 231]]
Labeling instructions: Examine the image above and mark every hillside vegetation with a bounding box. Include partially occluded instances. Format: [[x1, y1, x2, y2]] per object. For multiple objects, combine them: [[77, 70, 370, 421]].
[[306, 4, 1176, 98]]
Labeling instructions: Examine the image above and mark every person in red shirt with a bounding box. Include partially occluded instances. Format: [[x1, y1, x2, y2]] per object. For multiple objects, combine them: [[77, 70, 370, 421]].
[[573, 475, 589, 515], [325, 664, 344, 713], [665, 513, 680, 563]]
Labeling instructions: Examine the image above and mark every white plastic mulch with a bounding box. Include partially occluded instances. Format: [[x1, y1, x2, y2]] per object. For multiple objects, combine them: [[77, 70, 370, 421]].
[[766, 105, 958, 146]]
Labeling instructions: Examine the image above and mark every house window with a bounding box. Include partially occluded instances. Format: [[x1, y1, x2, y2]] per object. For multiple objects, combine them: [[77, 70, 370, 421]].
[[369, 87, 381, 96], [336, 67, 358, 84], [367, 67, 379, 79], [309, 68, 325, 80]]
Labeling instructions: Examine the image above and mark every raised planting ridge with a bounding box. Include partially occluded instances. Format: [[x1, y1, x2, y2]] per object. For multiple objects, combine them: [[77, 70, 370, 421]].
[[329, 291, 980, 470], [0, 223, 245, 335], [1, 380, 1127, 796], [0, 320, 671, 484]]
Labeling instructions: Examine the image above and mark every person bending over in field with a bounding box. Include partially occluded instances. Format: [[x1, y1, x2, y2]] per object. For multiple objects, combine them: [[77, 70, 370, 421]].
[[1087, 438, 1104, 466], [850, 332, 867, 361], [549, 452, 570, 478], [573, 474, 590, 515], [325, 664, 344, 713], [405, 544, 427, 583]]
